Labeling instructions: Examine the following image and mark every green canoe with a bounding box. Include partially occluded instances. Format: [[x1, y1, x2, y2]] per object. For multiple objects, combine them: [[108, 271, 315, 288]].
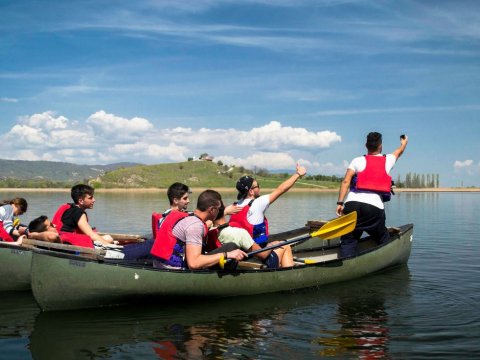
[[31, 224, 413, 311], [0, 242, 32, 292], [0, 226, 309, 293]]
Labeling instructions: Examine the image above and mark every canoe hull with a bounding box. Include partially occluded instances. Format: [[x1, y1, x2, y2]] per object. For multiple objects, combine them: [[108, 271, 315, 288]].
[[31, 224, 413, 311], [0, 244, 32, 292]]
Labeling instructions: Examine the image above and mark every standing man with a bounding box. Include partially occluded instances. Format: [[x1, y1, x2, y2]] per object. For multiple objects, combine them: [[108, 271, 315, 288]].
[[229, 164, 307, 267], [336, 132, 408, 257]]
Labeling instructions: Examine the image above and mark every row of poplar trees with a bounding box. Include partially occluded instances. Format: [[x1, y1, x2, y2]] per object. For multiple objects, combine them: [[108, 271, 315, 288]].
[[395, 173, 440, 188]]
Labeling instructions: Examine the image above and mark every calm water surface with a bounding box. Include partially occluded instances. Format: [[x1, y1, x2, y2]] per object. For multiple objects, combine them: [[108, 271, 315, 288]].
[[1, 191, 479, 359]]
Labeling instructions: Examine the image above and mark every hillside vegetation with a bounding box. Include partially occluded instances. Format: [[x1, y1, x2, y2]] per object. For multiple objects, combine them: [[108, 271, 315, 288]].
[[92, 161, 341, 189], [0, 159, 139, 184]]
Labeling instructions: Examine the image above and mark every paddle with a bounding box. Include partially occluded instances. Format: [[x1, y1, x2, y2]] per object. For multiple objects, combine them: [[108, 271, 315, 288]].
[[219, 211, 357, 269]]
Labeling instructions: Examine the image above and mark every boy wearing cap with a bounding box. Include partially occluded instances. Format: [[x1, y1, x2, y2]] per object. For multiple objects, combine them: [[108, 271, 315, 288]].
[[229, 163, 307, 267]]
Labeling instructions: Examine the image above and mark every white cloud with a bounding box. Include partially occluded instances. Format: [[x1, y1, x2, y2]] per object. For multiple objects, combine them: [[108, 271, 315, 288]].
[[0, 111, 342, 171], [20, 111, 69, 130], [110, 142, 188, 162], [453, 159, 479, 176], [86, 110, 154, 139], [12, 149, 45, 161], [160, 121, 341, 150], [216, 152, 297, 170], [4, 112, 93, 150], [316, 105, 480, 117], [1, 97, 18, 103], [454, 159, 474, 169], [241, 121, 341, 149], [8, 124, 48, 145]]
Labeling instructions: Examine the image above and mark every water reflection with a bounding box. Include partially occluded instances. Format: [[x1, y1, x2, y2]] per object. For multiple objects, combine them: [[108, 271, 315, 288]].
[[0, 292, 39, 359], [314, 265, 411, 359], [30, 292, 301, 359], [27, 266, 410, 360], [0, 292, 39, 338]]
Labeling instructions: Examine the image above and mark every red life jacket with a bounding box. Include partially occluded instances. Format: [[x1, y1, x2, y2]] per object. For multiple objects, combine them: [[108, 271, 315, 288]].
[[205, 227, 223, 252], [229, 200, 269, 244], [0, 221, 14, 242], [52, 203, 71, 230], [150, 211, 190, 260], [52, 203, 94, 248], [150, 210, 209, 262], [151, 212, 163, 239], [355, 155, 392, 193], [151, 209, 174, 239]]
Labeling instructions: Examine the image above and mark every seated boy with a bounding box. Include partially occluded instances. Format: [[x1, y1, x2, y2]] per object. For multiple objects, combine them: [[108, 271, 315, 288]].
[[52, 184, 116, 248]]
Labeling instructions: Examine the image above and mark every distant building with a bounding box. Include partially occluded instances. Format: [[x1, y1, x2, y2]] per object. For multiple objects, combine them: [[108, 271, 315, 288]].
[[199, 153, 214, 161]]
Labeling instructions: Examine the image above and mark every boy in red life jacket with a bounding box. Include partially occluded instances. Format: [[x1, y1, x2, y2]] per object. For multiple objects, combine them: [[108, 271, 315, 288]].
[[157, 182, 192, 230], [150, 190, 246, 270], [209, 201, 281, 268], [28, 214, 125, 259], [27, 215, 61, 242], [336, 132, 408, 257], [54, 184, 116, 247], [229, 164, 307, 268]]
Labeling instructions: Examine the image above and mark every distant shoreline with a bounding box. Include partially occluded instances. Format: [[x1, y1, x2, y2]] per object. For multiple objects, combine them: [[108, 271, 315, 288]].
[[0, 187, 479, 193]]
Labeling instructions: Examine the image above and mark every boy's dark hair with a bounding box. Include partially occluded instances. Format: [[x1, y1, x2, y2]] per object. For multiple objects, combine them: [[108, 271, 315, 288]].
[[71, 184, 94, 204], [366, 132, 383, 152], [214, 201, 226, 221], [28, 215, 49, 233], [167, 182, 190, 205], [197, 190, 222, 212]]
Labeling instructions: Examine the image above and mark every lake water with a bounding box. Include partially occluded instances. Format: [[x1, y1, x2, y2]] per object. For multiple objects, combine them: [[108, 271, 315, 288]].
[[1, 191, 479, 359]]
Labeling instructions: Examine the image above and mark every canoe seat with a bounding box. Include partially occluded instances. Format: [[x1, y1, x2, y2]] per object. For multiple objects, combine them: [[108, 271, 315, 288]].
[[305, 220, 327, 232], [237, 259, 266, 270]]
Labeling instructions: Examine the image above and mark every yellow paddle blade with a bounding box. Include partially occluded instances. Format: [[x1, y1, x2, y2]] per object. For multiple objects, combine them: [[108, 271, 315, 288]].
[[13, 218, 20, 227], [311, 211, 357, 240]]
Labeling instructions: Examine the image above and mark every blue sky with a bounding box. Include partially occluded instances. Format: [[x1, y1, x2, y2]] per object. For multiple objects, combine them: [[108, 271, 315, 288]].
[[1, 0, 479, 187]]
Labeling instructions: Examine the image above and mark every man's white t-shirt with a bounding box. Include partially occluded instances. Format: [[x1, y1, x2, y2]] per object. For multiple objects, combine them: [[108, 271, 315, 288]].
[[345, 154, 397, 210], [236, 195, 270, 225]]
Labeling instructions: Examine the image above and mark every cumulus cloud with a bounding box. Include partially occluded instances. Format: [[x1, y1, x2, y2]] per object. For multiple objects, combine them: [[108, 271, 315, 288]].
[[0, 111, 342, 172], [160, 121, 341, 150], [4, 112, 93, 150], [240, 121, 341, 149], [19, 111, 68, 130], [87, 111, 153, 139], [216, 152, 297, 170], [454, 159, 474, 169], [453, 159, 479, 176]]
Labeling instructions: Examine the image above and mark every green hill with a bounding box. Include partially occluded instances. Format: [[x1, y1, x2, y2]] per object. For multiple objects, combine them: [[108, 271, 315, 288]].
[[0, 159, 140, 188], [92, 161, 341, 189]]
